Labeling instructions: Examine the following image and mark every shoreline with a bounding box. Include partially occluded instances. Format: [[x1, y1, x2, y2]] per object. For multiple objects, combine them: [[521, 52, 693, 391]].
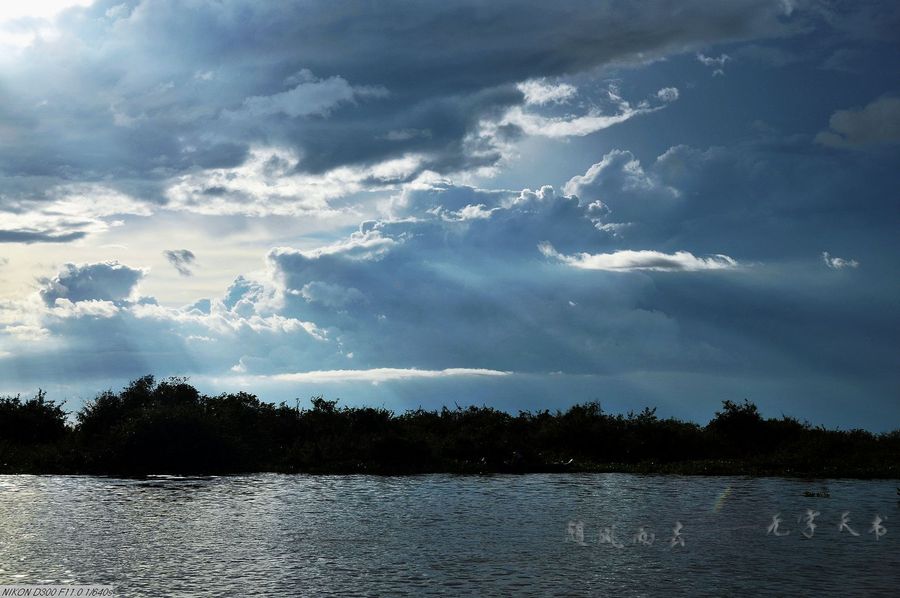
[[3, 462, 898, 480]]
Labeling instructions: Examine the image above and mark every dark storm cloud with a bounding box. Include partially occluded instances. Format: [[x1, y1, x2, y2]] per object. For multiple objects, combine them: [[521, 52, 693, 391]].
[[256, 128, 899, 385], [0, 0, 795, 192], [259, 179, 743, 376], [0, 230, 87, 243], [163, 249, 196, 276], [38, 261, 145, 306]]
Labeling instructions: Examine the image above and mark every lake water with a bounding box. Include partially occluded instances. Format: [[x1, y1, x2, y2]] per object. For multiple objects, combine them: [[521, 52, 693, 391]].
[[1, 474, 898, 596]]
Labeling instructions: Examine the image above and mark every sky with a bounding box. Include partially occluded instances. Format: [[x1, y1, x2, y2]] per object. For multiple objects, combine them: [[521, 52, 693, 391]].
[[0, 0, 898, 429]]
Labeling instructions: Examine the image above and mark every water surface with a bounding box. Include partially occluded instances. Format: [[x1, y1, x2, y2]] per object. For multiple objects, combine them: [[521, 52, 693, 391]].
[[1, 474, 897, 596]]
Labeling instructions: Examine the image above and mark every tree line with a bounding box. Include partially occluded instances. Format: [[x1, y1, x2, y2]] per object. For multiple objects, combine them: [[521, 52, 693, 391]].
[[1, 375, 897, 477]]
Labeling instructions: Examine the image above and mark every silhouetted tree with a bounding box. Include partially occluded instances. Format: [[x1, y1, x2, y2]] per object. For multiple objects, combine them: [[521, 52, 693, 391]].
[[0, 390, 69, 472], [1, 377, 897, 477]]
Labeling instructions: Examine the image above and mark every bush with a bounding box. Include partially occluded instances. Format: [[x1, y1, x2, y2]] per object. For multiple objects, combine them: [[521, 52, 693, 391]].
[[1, 376, 897, 477]]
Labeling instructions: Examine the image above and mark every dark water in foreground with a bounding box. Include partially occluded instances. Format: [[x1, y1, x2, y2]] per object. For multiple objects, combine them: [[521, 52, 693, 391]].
[[0, 474, 898, 596]]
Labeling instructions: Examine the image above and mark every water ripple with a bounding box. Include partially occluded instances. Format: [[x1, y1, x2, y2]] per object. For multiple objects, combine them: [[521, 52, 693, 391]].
[[0, 474, 897, 596]]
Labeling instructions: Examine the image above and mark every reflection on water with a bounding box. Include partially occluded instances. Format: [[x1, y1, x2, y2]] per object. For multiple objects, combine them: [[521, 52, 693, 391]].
[[0, 474, 897, 596]]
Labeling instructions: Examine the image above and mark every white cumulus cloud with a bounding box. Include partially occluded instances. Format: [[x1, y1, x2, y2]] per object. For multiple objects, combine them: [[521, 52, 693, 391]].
[[656, 87, 680, 102], [539, 242, 737, 272], [822, 251, 859, 269], [517, 79, 577, 105]]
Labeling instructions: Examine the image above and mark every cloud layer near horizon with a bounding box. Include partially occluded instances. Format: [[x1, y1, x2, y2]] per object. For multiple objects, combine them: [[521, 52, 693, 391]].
[[2, 140, 896, 424]]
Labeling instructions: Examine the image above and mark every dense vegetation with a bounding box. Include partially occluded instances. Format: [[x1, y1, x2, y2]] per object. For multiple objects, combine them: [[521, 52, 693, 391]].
[[1, 376, 898, 477]]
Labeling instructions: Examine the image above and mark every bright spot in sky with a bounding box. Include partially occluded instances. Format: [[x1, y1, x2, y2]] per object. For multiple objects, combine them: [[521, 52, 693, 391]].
[[0, 0, 93, 51], [0, 0, 93, 22]]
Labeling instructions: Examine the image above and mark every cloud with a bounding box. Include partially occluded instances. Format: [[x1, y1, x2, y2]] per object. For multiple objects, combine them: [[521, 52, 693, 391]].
[[271, 367, 511, 384], [132, 302, 327, 341], [389, 179, 514, 218], [656, 87, 680, 102], [49, 299, 120, 319], [164, 146, 422, 217], [0, 295, 49, 341], [163, 249, 196, 277], [805, 1, 900, 43], [0, 0, 794, 213], [0, 3, 898, 430], [822, 251, 859, 269], [697, 52, 731, 75], [539, 242, 737, 271], [697, 53, 731, 67], [0, 0, 94, 51], [1, 258, 333, 381], [234, 70, 387, 119], [0, 230, 87, 244], [383, 129, 432, 141], [501, 105, 654, 138], [1, 133, 898, 430], [815, 96, 900, 148], [563, 149, 679, 224], [273, 226, 397, 263], [297, 281, 365, 309], [38, 261, 146, 306], [0, 183, 151, 243], [0, 0, 813, 256], [249, 152, 895, 395], [558, 140, 900, 264], [0, 1, 93, 23], [258, 171, 752, 377], [517, 79, 577, 105], [500, 84, 672, 139]]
